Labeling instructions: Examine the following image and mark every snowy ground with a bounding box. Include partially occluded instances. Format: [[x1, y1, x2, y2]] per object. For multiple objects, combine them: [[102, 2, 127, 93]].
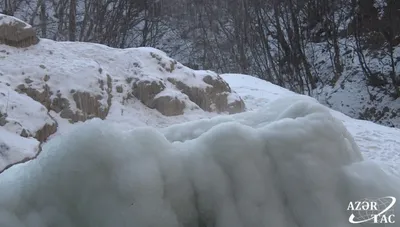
[[0, 41, 399, 226], [1, 39, 242, 170], [1, 70, 399, 177], [222, 74, 400, 175], [1, 90, 400, 227], [1, 38, 399, 174], [47, 72, 400, 176], [307, 39, 400, 128]]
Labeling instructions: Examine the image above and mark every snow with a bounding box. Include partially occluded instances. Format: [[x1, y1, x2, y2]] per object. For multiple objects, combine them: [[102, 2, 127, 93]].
[[0, 39, 227, 119], [1, 94, 400, 227], [0, 128, 38, 172], [0, 14, 32, 29], [222, 73, 400, 175], [0, 83, 53, 171], [1, 39, 245, 168], [0, 39, 400, 226], [332, 110, 400, 176], [221, 74, 295, 110], [373, 0, 387, 19], [305, 38, 400, 128], [0, 83, 53, 134]]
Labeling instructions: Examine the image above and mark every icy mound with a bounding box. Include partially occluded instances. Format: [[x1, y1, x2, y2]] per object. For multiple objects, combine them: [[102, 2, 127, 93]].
[[0, 96, 399, 227]]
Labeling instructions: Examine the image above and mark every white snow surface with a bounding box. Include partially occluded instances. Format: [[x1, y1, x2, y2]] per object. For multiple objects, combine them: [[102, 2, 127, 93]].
[[0, 13, 32, 28], [221, 74, 296, 110], [0, 39, 235, 119], [1, 94, 400, 227], [0, 83, 53, 134], [1, 39, 245, 168], [223, 74, 400, 175], [307, 39, 400, 128], [0, 128, 38, 170], [0, 83, 53, 170], [0, 41, 399, 226]]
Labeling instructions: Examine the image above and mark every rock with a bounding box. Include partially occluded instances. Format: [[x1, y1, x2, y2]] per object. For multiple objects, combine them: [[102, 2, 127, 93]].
[[105, 75, 113, 111], [0, 14, 39, 48], [116, 85, 123, 93], [72, 91, 109, 121], [20, 129, 30, 138], [151, 96, 186, 116], [15, 84, 52, 109], [51, 96, 70, 113], [227, 99, 246, 114], [0, 112, 7, 126], [24, 78, 33, 84], [131, 80, 191, 116], [203, 75, 231, 92], [0, 143, 10, 157], [168, 75, 245, 114], [130, 72, 245, 116], [132, 80, 165, 107], [35, 122, 57, 143], [43, 75, 50, 82], [15, 83, 110, 123], [60, 108, 75, 120]]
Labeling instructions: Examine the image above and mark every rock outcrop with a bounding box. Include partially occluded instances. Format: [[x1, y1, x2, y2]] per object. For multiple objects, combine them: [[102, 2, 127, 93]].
[[0, 83, 57, 172], [152, 95, 186, 116], [132, 80, 166, 108], [14, 77, 112, 123], [0, 15, 247, 172], [0, 14, 39, 48], [168, 75, 245, 114]]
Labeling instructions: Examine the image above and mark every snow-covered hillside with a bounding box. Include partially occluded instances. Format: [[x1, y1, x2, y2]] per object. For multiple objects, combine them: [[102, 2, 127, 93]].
[[0, 14, 400, 227], [0, 14, 246, 171], [0, 38, 246, 170], [223, 74, 400, 175], [307, 41, 400, 128]]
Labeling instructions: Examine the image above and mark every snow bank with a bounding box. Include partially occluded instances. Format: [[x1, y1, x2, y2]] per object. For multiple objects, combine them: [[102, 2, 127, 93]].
[[220, 74, 295, 111], [0, 128, 39, 171], [0, 83, 53, 134], [1, 95, 399, 227], [0, 38, 244, 169], [0, 39, 243, 119], [0, 83, 54, 171], [223, 73, 400, 175], [0, 14, 32, 28]]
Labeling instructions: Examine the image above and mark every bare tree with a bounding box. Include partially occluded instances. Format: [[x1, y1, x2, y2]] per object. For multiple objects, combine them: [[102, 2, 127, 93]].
[[69, 0, 76, 41], [40, 0, 47, 37], [3, 0, 15, 15]]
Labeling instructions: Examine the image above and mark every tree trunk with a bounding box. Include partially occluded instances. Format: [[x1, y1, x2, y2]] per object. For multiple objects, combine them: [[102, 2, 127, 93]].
[[40, 0, 47, 38], [69, 0, 76, 41], [4, 0, 14, 16]]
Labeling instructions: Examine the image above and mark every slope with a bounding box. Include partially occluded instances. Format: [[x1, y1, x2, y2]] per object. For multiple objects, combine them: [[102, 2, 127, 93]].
[[0, 39, 399, 227], [0, 14, 245, 171], [222, 74, 400, 174]]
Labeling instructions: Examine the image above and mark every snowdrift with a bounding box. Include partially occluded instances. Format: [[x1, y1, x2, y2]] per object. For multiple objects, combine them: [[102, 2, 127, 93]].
[[0, 15, 244, 170], [0, 95, 399, 227]]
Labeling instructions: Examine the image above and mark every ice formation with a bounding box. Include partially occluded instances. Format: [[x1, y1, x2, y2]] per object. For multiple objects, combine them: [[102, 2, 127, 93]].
[[0, 95, 399, 227]]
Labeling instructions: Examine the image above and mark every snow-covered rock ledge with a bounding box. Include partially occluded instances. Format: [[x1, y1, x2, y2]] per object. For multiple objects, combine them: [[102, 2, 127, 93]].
[[0, 83, 57, 172], [0, 14, 39, 47], [0, 95, 399, 227], [0, 15, 245, 171]]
